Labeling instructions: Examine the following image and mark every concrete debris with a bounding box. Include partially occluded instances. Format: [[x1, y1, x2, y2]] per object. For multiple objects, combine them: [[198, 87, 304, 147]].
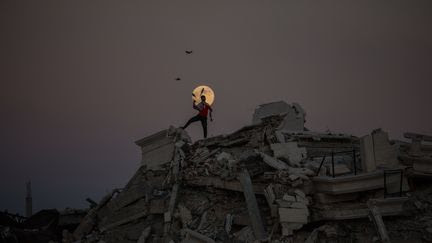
[[360, 134, 377, 172], [280, 222, 303, 236], [283, 194, 296, 202], [136, 226, 151, 243], [252, 101, 306, 131], [305, 224, 338, 243], [178, 204, 193, 227], [238, 169, 267, 240], [216, 151, 233, 162], [368, 200, 391, 243], [182, 229, 216, 243], [360, 129, 399, 172], [404, 132, 432, 156], [271, 142, 307, 166], [258, 151, 290, 170], [11, 101, 432, 243], [264, 185, 278, 217], [135, 129, 177, 170], [224, 214, 233, 234], [233, 226, 255, 242], [197, 211, 208, 230]]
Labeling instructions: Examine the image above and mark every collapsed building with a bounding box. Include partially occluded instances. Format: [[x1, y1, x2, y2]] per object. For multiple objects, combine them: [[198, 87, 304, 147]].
[[0, 208, 87, 243], [3, 101, 432, 243]]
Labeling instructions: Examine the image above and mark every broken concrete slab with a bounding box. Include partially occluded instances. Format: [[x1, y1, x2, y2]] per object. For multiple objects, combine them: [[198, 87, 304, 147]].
[[372, 129, 399, 168], [360, 129, 399, 173], [238, 169, 267, 240], [252, 101, 305, 131], [100, 210, 148, 232], [313, 170, 408, 195], [360, 134, 377, 172], [270, 142, 307, 166], [368, 200, 390, 243], [314, 197, 409, 221], [165, 183, 179, 223], [168, 125, 192, 144], [135, 129, 176, 170], [258, 151, 290, 170], [185, 176, 266, 194], [74, 189, 119, 239]]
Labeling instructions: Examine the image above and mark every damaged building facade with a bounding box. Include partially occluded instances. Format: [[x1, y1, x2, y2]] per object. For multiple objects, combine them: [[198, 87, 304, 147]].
[[2, 101, 432, 243]]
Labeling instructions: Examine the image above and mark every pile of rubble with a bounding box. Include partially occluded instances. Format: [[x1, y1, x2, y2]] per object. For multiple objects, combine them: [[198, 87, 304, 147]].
[[3, 101, 432, 243], [0, 208, 87, 243]]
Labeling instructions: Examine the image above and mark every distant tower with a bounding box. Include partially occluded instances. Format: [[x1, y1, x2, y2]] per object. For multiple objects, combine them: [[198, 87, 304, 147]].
[[25, 181, 32, 217]]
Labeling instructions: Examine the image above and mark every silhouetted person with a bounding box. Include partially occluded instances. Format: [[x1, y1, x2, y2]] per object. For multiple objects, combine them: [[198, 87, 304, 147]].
[[182, 95, 213, 138]]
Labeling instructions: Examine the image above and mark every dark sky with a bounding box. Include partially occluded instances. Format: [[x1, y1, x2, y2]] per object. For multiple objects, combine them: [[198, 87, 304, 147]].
[[1, 1, 431, 215]]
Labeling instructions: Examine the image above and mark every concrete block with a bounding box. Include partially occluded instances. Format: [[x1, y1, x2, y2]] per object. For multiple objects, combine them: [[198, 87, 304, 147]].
[[360, 135, 376, 172], [238, 170, 267, 240], [278, 208, 309, 223], [372, 129, 399, 168]]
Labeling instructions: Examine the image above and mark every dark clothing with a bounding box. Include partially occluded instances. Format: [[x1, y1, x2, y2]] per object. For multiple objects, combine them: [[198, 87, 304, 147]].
[[182, 114, 208, 138]]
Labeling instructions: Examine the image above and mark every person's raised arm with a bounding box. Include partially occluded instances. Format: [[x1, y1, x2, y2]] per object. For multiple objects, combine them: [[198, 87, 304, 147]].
[[193, 101, 199, 110]]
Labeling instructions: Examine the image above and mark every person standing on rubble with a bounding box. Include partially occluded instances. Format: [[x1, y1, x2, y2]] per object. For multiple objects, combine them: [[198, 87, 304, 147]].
[[181, 95, 213, 138]]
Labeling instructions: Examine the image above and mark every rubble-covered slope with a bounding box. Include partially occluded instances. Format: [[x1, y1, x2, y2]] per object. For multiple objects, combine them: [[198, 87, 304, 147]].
[[56, 102, 432, 242]]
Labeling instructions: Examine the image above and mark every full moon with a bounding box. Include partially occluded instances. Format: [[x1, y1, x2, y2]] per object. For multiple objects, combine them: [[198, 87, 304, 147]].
[[192, 85, 215, 105]]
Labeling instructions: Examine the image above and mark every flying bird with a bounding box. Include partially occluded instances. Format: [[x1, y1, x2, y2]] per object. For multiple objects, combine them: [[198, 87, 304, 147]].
[[175, 77, 181, 81], [185, 50, 193, 54]]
